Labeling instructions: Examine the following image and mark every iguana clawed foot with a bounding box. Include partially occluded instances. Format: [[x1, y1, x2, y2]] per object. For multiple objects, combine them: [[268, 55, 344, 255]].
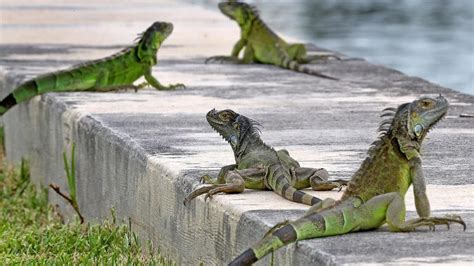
[[203, 185, 229, 201], [200, 174, 217, 184], [311, 177, 349, 192], [135, 82, 150, 92], [406, 215, 466, 231], [183, 182, 244, 206], [157, 83, 186, 90], [183, 185, 214, 206], [205, 56, 242, 64], [332, 179, 349, 192], [168, 83, 186, 90]]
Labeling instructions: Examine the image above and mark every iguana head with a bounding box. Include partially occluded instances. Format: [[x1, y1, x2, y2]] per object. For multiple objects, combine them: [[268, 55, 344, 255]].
[[400, 95, 448, 140], [206, 108, 261, 154], [136, 21, 173, 61], [218, 1, 258, 26], [380, 95, 448, 159]]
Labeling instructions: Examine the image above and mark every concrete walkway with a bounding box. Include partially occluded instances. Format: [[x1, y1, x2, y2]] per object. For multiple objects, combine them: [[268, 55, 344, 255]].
[[1, 0, 473, 265]]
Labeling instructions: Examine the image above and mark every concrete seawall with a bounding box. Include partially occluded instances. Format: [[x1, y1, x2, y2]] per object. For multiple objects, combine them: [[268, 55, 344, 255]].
[[1, 0, 473, 264]]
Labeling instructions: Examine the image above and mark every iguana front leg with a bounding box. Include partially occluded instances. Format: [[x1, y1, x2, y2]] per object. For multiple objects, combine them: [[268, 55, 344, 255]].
[[290, 167, 348, 191], [231, 38, 247, 57], [144, 68, 185, 90], [358, 154, 465, 231], [183, 167, 265, 205], [410, 157, 430, 217]]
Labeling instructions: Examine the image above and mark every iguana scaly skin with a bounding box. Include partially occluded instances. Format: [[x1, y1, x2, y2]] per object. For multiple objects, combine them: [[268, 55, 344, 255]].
[[0, 21, 184, 115], [206, 1, 339, 80], [229, 95, 466, 265], [184, 109, 347, 206]]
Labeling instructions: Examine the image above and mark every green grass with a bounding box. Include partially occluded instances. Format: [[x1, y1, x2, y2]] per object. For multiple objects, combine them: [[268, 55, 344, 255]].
[[0, 162, 174, 265]]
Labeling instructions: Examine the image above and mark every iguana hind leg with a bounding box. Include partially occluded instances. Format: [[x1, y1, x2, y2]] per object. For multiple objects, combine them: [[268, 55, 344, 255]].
[[288, 43, 341, 63], [203, 179, 245, 202], [183, 185, 217, 206], [290, 167, 348, 191], [184, 167, 265, 205], [361, 192, 466, 232], [287, 43, 307, 62]]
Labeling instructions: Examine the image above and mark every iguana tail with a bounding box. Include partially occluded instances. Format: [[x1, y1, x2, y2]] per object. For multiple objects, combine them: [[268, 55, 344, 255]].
[[229, 214, 329, 266], [0, 70, 95, 115], [268, 166, 321, 205], [282, 59, 339, 81], [277, 180, 321, 205], [0, 94, 17, 115], [0, 80, 37, 115]]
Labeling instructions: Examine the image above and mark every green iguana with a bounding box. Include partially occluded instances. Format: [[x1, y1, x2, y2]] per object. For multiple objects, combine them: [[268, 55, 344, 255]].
[[229, 95, 466, 265], [183, 109, 347, 206], [0, 21, 184, 115], [206, 1, 339, 80]]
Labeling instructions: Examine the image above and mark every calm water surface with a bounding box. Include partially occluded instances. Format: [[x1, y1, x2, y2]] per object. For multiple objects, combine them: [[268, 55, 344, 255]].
[[195, 0, 473, 94]]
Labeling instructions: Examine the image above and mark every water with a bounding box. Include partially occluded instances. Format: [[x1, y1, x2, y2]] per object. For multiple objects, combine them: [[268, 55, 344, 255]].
[[194, 0, 473, 95]]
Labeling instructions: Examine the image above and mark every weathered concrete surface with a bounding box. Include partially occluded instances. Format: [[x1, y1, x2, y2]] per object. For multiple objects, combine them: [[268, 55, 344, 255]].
[[1, 0, 473, 265]]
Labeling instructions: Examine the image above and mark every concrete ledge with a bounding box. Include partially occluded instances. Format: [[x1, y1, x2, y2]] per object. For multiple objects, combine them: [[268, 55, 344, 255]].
[[3, 60, 474, 264], [2, 0, 473, 265]]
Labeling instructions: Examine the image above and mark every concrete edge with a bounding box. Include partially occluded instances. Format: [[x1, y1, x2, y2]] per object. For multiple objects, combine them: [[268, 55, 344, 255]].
[[2, 49, 473, 265], [4, 92, 340, 265]]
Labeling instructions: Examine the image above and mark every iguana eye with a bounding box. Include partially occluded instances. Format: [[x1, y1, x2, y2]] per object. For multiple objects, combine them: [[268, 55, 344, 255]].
[[220, 112, 230, 121], [421, 100, 433, 108]]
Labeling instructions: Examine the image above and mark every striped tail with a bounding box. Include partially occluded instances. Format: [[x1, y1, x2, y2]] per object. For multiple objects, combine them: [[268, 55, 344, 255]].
[[0, 94, 17, 115], [229, 214, 328, 265], [269, 168, 322, 205], [229, 224, 298, 266], [0, 80, 38, 115], [278, 181, 321, 205], [282, 59, 339, 81]]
